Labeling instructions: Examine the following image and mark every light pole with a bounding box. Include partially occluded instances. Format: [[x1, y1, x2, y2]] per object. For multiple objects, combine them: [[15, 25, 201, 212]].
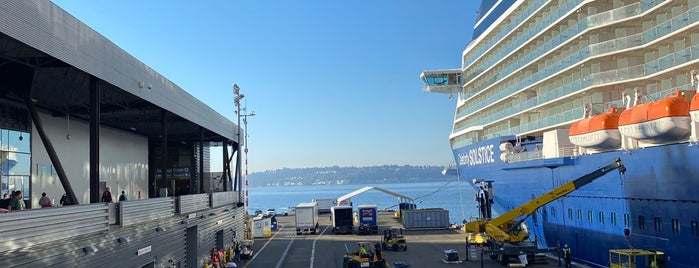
[[233, 84, 244, 202], [241, 109, 255, 210]]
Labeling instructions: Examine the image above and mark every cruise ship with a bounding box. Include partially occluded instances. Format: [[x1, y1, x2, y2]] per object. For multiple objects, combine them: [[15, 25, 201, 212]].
[[422, 1, 699, 267]]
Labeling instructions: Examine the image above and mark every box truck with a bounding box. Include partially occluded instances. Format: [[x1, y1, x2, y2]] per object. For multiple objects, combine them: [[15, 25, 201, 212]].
[[295, 202, 319, 235], [357, 204, 378, 235], [312, 198, 351, 214], [330, 206, 354, 234]]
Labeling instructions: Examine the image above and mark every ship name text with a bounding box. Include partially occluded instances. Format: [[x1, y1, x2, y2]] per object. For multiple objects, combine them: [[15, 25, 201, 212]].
[[459, 144, 495, 166]]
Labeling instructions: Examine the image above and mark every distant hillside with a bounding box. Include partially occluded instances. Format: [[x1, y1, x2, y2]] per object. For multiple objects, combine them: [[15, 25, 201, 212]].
[[248, 165, 454, 187]]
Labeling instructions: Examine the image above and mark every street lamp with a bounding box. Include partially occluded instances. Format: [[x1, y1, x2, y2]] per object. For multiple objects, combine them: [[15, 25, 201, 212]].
[[241, 110, 255, 209], [233, 84, 244, 202]]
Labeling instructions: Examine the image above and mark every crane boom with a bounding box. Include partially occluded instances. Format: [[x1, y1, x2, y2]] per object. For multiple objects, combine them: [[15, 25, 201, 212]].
[[464, 157, 626, 243]]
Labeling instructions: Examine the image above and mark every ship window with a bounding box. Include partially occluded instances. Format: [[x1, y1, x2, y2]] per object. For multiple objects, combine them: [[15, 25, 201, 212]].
[[550, 207, 555, 218], [588, 210, 593, 223], [692, 221, 698, 236], [568, 208, 573, 220], [671, 219, 680, 235], [654, 217, 662, 232], [599, 211, 605, 225], [624, 214, 631, 228], [639, 215, 645, 230], [611, 212, 617, 226], [577, 209, 583, 221]]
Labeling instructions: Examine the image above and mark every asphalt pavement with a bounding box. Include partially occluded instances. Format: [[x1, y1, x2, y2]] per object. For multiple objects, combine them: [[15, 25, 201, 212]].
[[236, 211, 576, 268]]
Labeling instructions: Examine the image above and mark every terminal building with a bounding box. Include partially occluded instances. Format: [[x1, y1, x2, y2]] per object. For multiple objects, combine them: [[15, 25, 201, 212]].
[[0, 2, 246, 267]]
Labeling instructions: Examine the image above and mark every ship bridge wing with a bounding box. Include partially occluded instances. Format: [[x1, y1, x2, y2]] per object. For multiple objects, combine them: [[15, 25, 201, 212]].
[[420, 69, 462, 94]]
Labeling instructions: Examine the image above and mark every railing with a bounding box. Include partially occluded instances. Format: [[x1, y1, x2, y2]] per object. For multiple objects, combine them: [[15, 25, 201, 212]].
[[460, 0, 670, 117], [0, 191, 241, 253], [0, 204, 109, 253], [119, 197, 174, 227], [178, 193, 210, 214]]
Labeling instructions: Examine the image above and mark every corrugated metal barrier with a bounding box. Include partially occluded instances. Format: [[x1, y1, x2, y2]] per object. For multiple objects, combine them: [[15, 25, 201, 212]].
[[0, 204, 109, 253], [118, 197, 174, 226]]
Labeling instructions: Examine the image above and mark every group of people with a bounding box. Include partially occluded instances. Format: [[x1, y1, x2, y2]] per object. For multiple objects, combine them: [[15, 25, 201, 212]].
[[0, 187, 128, 213], [100, 187, 128, 203], [0, 190, 26, 213], [210, 243, 244, 268]]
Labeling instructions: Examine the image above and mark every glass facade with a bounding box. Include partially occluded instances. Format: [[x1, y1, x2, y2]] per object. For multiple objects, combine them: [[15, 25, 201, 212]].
[[0, 129, 31, 202]]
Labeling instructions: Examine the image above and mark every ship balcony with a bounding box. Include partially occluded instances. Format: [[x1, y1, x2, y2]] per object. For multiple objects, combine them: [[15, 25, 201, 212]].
[[420, 69, 462, 94]]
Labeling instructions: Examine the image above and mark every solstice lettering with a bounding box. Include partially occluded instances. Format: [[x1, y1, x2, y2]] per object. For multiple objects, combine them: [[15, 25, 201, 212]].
[[459, 145, 494, 166]]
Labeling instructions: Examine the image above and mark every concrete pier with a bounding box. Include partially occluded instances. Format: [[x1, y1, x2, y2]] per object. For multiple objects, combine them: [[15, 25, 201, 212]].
[[239, 211, 584, 268]]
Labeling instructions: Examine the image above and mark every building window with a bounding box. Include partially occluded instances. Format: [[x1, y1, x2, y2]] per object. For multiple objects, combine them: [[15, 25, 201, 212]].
[[577, 209, 583, 221], [611, 212, 617, 226], [588, 210, 593, 223], [568, 208, 573, 220], [639, 215, 645, 230], [692, 221, 698, 237], [654, 217, 662, 232], [550, 207, 555, 218], [599, 211, 605, 225], [671, 219, 680, 235]]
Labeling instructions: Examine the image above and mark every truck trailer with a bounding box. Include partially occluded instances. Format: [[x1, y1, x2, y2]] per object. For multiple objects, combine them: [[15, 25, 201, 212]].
[[331, 206, 354, 234], [357, 204, 378, 235], [313, 198, 351, 214], [295, 202, 319, 235]]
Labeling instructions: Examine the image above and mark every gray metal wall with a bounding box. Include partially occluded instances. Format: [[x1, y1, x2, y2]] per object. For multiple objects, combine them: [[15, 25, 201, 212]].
[[0, 191, 245, 268]]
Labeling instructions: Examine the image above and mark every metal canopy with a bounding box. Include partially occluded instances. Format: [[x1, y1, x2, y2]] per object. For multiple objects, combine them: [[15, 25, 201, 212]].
[[337, 186, 414, 204], [0, 2, 237, 143]]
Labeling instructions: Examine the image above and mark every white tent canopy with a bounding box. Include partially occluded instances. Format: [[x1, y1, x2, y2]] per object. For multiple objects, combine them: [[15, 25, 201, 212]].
[[336, 186, 414, 205]]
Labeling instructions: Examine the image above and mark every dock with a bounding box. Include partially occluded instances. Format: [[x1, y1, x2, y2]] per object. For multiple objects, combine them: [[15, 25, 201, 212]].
[[239, 211, 585, 268]]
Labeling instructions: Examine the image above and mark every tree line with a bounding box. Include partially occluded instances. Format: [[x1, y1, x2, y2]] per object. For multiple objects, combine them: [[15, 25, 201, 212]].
[[247, 165, 455, 187]]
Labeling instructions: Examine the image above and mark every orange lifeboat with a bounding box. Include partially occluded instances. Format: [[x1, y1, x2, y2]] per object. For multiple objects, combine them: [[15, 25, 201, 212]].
[[569, 108, 621, 149], [618, 91, 690, 143]]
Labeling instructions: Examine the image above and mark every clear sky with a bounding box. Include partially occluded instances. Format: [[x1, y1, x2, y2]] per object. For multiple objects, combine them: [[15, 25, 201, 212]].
[[51, 0, 480, 173]]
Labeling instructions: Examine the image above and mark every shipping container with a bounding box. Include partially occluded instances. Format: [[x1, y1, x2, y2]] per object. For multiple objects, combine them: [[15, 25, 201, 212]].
[[401, 208, 449, 229]]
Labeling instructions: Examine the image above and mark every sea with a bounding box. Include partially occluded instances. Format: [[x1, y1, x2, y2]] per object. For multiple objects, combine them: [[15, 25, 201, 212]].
[[247, 180, 479, 225]]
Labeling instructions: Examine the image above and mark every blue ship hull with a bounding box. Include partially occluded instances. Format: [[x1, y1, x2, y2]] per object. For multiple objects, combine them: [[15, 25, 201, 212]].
[[453, 137, 699, 267]]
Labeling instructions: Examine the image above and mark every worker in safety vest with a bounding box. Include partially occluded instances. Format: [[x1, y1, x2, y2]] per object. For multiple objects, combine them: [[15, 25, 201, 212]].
[[359, 244, 368, 257], [562, 244, 572, 268]]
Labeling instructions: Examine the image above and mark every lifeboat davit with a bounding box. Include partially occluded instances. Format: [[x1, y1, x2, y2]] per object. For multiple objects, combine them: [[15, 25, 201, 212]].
[[569, 108, 621, 149], [618, 91, 691, 143], [690, 90, 699, 122]]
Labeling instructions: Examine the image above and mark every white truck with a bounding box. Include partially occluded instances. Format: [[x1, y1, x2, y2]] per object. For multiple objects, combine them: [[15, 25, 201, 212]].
[[312, 198, 351, 214], [295, 202, 319, 235]]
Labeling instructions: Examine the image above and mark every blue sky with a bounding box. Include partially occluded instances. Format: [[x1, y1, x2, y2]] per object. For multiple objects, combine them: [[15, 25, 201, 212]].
[[51, 1, 479, 173]]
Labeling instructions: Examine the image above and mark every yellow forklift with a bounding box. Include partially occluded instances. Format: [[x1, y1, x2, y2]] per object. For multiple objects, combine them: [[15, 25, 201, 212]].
[[342, 242, 386, 268], [382, 227, 407, 251]]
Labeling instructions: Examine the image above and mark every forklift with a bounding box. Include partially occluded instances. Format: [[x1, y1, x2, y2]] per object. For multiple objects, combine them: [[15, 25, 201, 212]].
[[342, 241, 386, 268], [382, 227, 407, 251]]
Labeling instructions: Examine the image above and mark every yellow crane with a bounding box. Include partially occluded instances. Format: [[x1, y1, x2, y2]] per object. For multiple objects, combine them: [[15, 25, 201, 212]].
[[464, 157, 626, 265]]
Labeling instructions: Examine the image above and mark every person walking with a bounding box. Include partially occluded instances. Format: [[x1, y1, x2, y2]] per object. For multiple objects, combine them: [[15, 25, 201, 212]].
[[119, 191, 128, 201], [562, 244, 572, 268], [101, 187, 113, 203], [39, 192, 52, 207]]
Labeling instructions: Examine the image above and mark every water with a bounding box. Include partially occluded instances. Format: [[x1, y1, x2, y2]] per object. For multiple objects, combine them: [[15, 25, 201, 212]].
[[247, 180, 478, 224]]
